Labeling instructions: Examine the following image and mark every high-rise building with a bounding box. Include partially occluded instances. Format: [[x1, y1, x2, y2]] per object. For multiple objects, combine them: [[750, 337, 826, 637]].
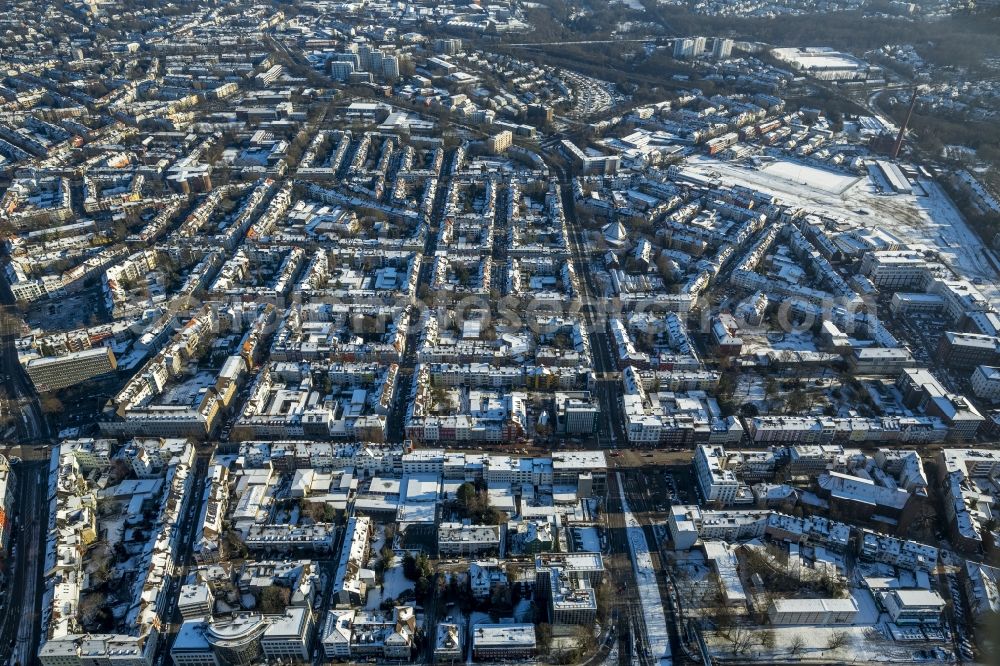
[[357, 44, 373, 71], [674, 37, 707, 59], [331, 60, 356, 82], [381, 54, 400, 80], [25, 346, 117, 392], [712, 37, 733, 59], [366, 48, 382, 75], [487, 130, 512, 154], [434, 38, 463, 55]]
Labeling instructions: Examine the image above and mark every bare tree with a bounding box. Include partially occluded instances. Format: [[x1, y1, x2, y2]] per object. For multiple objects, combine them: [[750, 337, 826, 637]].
[[727, 625, 755, 655], [573, 625, 598, 660], [788, 634, 806, 656], [826, 630, 849, 651]]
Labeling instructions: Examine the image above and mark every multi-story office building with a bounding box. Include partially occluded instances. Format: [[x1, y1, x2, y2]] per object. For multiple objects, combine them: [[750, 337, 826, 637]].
[[695, 445, 740, 505], [204, 615, 268, 665], [471, 624, 536, 661], [178, 584, 214, 619], [880, 590, 945, 626], [437, 523, 501, 556], [261, 608, 314, 662], [972, 365, 1000, 401], [768, 598, 859, 625], [859, 250, 928, 289], [543, 567, 597, 626], [938, 332, 1000, 369], [554, 391, 599, 435], [171, 619, 220, 666], [25, 346, 117, 391], [552, 451, 607, 497]]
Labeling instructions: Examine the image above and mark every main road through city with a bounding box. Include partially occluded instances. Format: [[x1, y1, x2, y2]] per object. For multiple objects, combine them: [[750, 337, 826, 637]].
[[546, 155, 696, 663], [0, 461, 49, 666], [0, 265, 52, 666]]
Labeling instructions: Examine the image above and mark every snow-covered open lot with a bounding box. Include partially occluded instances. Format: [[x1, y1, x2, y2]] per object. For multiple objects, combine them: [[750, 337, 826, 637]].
[[760, 159, 861, 195]]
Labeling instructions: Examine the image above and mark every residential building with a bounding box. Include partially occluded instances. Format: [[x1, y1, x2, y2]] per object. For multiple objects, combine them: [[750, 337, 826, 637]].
[[487, 131, 512, 154], [434, 623, 463, 664]]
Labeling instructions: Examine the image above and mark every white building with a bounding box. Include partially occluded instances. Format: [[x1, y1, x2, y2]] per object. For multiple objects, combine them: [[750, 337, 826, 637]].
[[673, 37, 707, 58], [768, 598, 859, 625], [334, 517, 371, 607], [434, 623, 463, 663], [178, 584, 214, 619], [321, 609, 355, 659], [880, 589, 945, 626], [471, 624, 536, 661], [171, 620, 219, 666], [712, 38, 733, 59], [859, 250, 928, 289], [971, 365, 1000, 401], [694, 445, 740, 505], [554, 391, 599, 435], [438, 523, 501, 556], [261, 607, 314, 662]]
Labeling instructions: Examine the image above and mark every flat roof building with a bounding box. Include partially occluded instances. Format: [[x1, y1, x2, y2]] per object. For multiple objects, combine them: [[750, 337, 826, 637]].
[[881, 589, 945, 625], [26, 346, 117, 391], [471, 624, 536, 661], [768, 597, 859, 625], [438, 522, 501, 557]]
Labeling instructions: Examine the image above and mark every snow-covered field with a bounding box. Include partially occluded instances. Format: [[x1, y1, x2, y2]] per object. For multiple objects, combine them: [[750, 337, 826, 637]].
[[617, 473, 672, 666], [760, 160, 861, 195]]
